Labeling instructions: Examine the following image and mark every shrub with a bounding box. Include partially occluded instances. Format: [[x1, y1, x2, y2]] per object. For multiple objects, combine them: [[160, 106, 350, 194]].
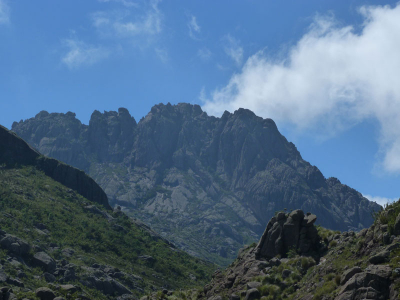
[[326, 273, 335, 281], [259, 284, 281, 298], [335, 274, 341, 286], [287, 247, 297, 258], [300, 257, 315, 270], [313, 281, 337, 300], [356, 239, 364, 251], [329, 240, 337, 248]]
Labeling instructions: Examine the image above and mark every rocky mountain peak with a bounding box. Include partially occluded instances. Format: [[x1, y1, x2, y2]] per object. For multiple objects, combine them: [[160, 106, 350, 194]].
[[35, 110, 50, 119], [144, 103, 206, 123], [233, 107, 257, 118], [88, 108, 137, 163]]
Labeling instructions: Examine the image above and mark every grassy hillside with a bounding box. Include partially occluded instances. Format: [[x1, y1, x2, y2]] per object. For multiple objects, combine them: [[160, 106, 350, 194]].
[[0, 165, 215, 299]]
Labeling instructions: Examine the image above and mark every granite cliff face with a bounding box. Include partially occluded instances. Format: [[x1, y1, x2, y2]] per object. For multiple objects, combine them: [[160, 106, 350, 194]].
[[11, 103, 380, 265]]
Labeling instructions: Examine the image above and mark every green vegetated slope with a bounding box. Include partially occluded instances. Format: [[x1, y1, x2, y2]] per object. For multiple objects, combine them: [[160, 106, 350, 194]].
[[0, 165, 214, 299], [145, 204, 400, 300]]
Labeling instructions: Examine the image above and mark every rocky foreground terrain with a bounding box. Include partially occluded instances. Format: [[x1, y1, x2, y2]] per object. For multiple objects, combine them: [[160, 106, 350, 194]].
[[12, 103, 380, 265], [148, 205, 400, 300], [0, 125, 214, 299]]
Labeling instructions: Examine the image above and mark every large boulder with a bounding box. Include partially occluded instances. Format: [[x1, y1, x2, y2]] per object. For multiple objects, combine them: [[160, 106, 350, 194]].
[[35, 287, 56, 300], [245, 288, 260, 300], [255, 210, 320, 259], [0, 234, 30, 256], [33, 252, 56, 273]]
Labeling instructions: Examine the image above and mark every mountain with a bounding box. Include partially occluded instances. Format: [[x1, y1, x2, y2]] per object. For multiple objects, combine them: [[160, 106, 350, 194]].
[[171, 204, 400, 300], [11, 103, 381, 265], [0, 125, 214, 299]]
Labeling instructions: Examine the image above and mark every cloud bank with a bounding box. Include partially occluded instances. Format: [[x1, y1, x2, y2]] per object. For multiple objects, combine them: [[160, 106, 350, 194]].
[[203, 4, 400, 173]]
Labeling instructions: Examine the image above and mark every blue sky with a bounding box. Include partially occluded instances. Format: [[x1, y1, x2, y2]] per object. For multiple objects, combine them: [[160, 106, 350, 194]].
[[1, 0, 399, 205]]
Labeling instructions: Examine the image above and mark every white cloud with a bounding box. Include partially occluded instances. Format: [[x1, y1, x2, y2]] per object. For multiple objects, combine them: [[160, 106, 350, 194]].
[[0, 0, 10, 25], [188, 15, 201, 40], [197, 47, 212, 61], [203, 4, 400, 173], [363, 194, 398, 207], [223, 34, 243, 66], [92, 0, 162, 38], [98, 0, 138, 7], [61, 39, 110, 69]]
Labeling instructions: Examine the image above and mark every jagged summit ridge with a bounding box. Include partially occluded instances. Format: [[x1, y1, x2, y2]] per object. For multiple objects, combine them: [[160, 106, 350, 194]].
[[11, 103, 380, 265]]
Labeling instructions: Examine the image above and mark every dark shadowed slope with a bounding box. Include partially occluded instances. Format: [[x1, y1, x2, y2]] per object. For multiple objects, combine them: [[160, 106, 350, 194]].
[[0, 125, 109, 209]]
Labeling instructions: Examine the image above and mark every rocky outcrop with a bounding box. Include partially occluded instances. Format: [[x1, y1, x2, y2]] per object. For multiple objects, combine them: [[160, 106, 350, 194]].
[[11, 104, 381, 264], [0, 125, 110, 209], [175, 203, 400, 300], [255, 210, 321, 259]]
